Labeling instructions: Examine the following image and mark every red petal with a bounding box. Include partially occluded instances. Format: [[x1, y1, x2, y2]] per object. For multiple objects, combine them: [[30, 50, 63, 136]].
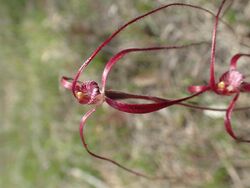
[[102, 43, 207, 91], [105, 90, 207, 114], [225, 94, 250, 142], [230, 53, 250, 70]]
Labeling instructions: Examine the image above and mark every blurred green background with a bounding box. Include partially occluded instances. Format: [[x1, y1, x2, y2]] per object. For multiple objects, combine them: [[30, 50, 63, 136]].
[[1, 0, 250, 187]]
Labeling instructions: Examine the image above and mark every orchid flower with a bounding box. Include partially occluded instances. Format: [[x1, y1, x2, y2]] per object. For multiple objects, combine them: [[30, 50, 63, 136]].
[[61, 0, 250, 179]]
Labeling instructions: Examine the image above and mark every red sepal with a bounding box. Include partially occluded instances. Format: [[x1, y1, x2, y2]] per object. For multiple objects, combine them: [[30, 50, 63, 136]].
[[209, 0, 227, 90], [79, 108, 170, 179], [225, 93, 250, 142]]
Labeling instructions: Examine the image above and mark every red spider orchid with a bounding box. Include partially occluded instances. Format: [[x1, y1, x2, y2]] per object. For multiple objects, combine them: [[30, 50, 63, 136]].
[[189, 53, 250, 142], [61, 0, 250, 179]]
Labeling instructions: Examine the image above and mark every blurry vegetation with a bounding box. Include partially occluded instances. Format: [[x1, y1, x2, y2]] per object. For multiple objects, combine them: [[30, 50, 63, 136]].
[[1, 0, 250, 188]]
